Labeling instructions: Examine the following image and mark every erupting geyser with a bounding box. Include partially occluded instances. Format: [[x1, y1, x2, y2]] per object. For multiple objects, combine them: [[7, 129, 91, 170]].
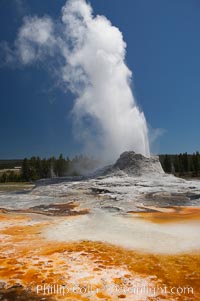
[[6, 0, 150, 162]]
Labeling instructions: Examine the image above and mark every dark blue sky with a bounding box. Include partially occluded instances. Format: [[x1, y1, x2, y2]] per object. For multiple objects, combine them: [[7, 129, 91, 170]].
[[0, 0, 200, 159]]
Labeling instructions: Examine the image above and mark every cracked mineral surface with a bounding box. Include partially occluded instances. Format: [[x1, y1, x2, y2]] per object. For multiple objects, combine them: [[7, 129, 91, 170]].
[[0, 152, 199, 300]]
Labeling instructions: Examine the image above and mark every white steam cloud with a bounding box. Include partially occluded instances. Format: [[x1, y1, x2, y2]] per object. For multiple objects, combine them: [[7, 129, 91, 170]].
[[4, 0, 150, 162]]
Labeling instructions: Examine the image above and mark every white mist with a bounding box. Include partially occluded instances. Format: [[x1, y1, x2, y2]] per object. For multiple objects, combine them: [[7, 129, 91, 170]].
[[9, 0, 150, 162]]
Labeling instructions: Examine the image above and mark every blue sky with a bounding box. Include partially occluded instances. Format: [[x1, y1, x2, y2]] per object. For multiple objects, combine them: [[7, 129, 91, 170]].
[[0, 0, 200, 159]]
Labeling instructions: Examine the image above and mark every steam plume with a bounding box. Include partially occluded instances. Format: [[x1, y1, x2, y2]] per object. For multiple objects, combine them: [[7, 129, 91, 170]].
[[4, 0, 150, 162]]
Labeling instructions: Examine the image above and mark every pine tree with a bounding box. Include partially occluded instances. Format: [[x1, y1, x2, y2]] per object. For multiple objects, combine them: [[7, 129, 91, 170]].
[[163, 155, 171, 173], [182, 152, 189, 173], [21, 158, 30, 181]]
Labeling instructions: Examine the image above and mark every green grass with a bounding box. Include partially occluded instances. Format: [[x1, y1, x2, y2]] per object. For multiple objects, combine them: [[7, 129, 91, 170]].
[[0, 182, 35, 192]]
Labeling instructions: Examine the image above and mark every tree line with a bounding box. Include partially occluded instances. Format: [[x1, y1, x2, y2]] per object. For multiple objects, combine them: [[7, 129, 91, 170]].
[[0, 152, 200, 183], [0, 154, 99, 183], [159, 152, 200, 177]]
